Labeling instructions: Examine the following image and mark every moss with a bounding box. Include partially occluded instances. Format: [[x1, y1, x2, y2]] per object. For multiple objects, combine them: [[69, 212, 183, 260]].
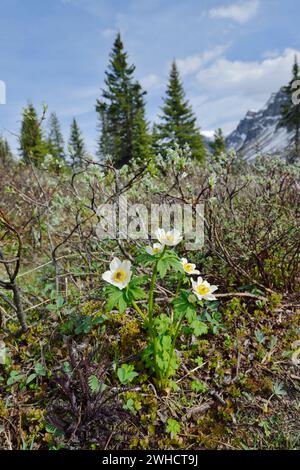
[[119, 319, 145, 355]]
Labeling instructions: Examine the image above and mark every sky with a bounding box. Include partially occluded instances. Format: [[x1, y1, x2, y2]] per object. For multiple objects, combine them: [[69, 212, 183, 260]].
[[0, 0, 300, 155]]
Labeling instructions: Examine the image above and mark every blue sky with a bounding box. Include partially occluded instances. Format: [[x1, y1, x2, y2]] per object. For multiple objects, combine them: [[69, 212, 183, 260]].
[[0, 0, 300, 154]]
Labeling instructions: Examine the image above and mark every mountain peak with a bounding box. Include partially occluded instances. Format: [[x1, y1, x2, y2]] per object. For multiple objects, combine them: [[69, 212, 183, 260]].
[[226, 87, 290, 160]]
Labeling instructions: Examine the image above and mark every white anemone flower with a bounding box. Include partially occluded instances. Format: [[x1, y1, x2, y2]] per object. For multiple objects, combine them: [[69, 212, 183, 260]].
[[181, 258, 200, 275], [146, 243, 164, 256], [155, 228, 182, 247], [102, 257, 132, 290], [191, 277, 218, 301]]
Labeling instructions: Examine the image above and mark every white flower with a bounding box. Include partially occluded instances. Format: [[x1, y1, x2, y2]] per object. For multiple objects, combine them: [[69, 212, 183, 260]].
[[181, 258, 200, 275], [155, 228, 182, 247], [102, 257, 132, 290], [146, 243, 164, 256], [191, 277, 218, 301]]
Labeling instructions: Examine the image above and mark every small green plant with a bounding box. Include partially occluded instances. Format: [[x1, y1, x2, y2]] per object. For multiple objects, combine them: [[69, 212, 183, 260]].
[[117, 364, 138, 385], [102, 228, 218, 391], [166, 418, 181, 437], [26, 362, 47, 384], [7, 370, 23, 386]]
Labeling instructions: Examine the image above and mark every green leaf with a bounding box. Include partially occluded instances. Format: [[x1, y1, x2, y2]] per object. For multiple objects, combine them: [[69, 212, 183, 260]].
[[45, 423, 65, 437], [117, 364, 138, 385], [191, 380, 207, 393], [88, 375, 100, 394], [166, 418, 181, 436], [157, 252, 181, 278], [34, 363, 46, 377], [173, 290, 197, 320], [118, 295, 127, 313], [26, 373, 37, 385], [190, 320, 208, 337], [106, 288, 123, 311], [7, 370, 23, 386]]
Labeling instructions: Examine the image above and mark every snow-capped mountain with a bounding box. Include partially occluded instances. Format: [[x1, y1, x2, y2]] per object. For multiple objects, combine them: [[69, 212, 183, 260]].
[[226, 87, 291, 160]]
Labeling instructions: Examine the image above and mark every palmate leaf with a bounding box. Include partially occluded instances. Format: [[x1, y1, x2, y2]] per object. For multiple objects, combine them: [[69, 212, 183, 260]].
[[105, 277, 147, 313], [157, 252, 182, 278], [173, 290, 197, 320], [105, 286, 124, 311], [190, 320, 208, 337]]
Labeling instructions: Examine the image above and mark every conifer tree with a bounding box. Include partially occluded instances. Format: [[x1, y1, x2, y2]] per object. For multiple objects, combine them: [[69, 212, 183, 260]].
[[280, 56, 300, 162], [19, 103, 48, 165], [47, 112, 65, 160], [96, 33, 150, 167], [157, 61, 206, 162], [0, 135, 13, 165], [210, 128, 226, 160], [68, 118, 86, 167], [151, 123, 161, 157]]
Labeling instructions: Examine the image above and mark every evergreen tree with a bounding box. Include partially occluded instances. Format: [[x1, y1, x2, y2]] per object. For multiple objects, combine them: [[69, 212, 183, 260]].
[[280, 56, 300, 162], [48, 112, 65, 160], [0, 135, 13, 165], [96, 33, 150, 167], [210, 128, 226, 160], [157, 61, 206, 162], [151, 123, 162, 156], [68, 118, 86, 167], [19, 103, 48, 165]]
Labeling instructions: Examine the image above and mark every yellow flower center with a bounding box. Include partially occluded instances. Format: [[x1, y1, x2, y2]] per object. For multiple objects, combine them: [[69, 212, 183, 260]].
[[153, 246, 161, 254], [195, 284, 210, 296], [183, 263, 193, 273], [165, 234, 174, 242], [112, 269, 127, 283]]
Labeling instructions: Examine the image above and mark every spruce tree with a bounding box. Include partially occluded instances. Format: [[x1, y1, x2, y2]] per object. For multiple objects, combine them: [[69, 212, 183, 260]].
[[280, 56, 300, 162], [0, 135, 13, 165], [19, 103, 48, 165], [210, 128, 226, 160], [96, 33, 150, 167], [157, 61, 206, 162], [48, 112, 65, 160], [151, 123, 162, 156], [68, 118, 86, 167]]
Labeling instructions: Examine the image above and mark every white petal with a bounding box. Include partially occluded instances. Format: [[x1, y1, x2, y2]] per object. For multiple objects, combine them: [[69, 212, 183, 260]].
[[155, 228, 165, 243], [210, 285, 218, 293], [204, 294, 216, 301], [196, 276, 203, 285], [181, 258, 187, 264], [102, 271, 113, 284], [192, 269, 200, 275], [194, 292, 203, 301], [122, 260, 132, 273], [146, 246, 154, 255], [110, 257, 121, 271]]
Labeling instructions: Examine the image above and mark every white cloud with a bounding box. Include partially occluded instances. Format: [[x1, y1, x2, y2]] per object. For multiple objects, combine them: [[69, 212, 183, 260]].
[[196, 48, 299, 95], [202, 130, 215, 139], [185, 48, 299, 135], [209, 0, 260, 24], [140, 73, 162, 91], [176, 44, 229, 76]]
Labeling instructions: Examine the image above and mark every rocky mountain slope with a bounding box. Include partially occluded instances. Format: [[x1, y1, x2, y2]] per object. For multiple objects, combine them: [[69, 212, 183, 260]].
[[226, 87, 291, 160]]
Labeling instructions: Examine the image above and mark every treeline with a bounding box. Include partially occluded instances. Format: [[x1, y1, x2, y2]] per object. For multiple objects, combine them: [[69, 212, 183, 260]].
[[1, 33, 223, 170], [1, 35, 299, 169]]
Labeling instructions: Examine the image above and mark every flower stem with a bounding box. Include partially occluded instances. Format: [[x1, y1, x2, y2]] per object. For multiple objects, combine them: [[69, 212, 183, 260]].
[[175, 273, 184, 296], [147, 246, 166, 382], [132, 301, 147, 322]]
